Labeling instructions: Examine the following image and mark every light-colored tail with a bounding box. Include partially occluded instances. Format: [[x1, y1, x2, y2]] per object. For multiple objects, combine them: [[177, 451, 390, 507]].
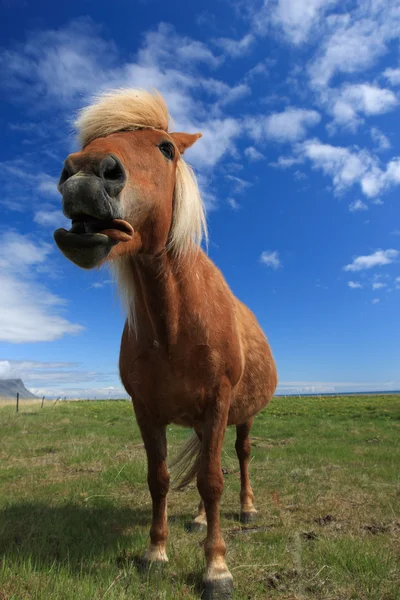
[[170, 433, 202, 491]]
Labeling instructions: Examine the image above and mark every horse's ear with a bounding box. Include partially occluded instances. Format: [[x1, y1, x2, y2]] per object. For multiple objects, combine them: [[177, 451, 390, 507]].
[[170, 132, 202, 155]]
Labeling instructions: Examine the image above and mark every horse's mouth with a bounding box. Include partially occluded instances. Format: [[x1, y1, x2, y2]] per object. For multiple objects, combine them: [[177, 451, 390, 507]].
[[67, 217, 134, 241], [54, 217, 134, 269]]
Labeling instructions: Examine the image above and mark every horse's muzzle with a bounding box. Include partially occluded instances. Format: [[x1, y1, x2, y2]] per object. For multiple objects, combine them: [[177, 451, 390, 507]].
[[54, 173, 133, 269]]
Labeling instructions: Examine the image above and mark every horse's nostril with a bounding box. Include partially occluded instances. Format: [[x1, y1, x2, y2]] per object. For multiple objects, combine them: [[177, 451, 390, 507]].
[[101, 156, 125, 183]]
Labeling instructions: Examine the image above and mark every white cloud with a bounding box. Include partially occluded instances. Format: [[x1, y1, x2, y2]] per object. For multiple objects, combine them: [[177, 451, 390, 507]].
[[38, 175, 59, 197], [247, 108, 320, 143], [298, 139, 375, 194], [244, 146, 265, 161], [372, 298, 380, 304], [0, 233, 83, 343], [260, 250, 281, 269], [213, 33, 255, 57], [348, 281, 362, 288], [361, 157, 400, 198], [330, 83, 398, 129], [370, 127, 390, 151], [308, 2, 400, 89], [34, 209, 68, 227], [343, 249, 399, 272], [383, 67, 400, 86], [341, 83, 397, 115], [255, 0, 339, 45], [288, 139, 400, 199], [349, 199, 367, 212], [372, 282, 387, 290]]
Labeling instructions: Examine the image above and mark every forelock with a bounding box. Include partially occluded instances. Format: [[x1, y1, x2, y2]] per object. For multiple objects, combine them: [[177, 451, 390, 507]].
[[75, 88, 170, 148]]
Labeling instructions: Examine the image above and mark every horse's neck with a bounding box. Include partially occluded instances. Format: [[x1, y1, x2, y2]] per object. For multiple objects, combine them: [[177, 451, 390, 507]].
[[115, 250, 201, 348]]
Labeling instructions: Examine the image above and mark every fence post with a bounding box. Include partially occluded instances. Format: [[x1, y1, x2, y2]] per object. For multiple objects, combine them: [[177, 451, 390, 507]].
[[41, 396, 45, 409], [16, 392, 19, 413]]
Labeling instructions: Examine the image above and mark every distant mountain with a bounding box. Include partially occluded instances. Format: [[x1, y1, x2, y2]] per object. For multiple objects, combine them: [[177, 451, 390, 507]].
[[0, 379, 38, 399]]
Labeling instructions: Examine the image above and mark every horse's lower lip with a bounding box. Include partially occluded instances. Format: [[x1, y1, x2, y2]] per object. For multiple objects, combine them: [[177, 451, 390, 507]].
[[54, 218, 134, 269], [54, 228, 117, 269], [68, 218, 134, 242], [54, 228, 116, 249]]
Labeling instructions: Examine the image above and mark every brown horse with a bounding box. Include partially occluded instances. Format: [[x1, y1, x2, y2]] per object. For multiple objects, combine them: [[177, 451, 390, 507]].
[[54, 89, 277, 599]]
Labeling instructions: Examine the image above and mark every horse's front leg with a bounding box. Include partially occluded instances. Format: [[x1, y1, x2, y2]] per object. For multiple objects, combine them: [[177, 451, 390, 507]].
[[134, 404, 169, 563], [198, 378, 233, 600]]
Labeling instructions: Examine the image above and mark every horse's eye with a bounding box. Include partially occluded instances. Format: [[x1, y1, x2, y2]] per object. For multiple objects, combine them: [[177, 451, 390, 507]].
[[159, 141, 175, 161]]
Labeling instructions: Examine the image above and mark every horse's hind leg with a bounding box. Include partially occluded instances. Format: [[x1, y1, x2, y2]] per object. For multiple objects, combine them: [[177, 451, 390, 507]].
[[190, 498, 207, 532], [235, 419, 258, 524], [190, 430, 207, 532]]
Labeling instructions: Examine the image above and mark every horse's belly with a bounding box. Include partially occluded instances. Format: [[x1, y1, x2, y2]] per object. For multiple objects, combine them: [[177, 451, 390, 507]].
[[228, 350, 278, 425]]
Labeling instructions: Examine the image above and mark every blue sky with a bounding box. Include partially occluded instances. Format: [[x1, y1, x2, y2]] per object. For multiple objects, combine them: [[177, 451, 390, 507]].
[[0, 0, 399, 397]]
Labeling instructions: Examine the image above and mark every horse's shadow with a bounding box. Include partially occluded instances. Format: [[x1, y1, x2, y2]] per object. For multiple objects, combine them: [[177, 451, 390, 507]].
[[0, 501, 152, 574]]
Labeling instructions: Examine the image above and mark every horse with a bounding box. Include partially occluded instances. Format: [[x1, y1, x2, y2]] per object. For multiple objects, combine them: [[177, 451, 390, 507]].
[[54, 89, 277, 600]]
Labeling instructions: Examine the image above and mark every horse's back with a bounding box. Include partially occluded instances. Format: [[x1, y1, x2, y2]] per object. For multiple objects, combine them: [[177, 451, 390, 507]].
[[228, 299, 277, 425]]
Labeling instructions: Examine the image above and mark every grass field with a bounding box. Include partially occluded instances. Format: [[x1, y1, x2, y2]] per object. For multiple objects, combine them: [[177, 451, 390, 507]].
[[0, 395, 399, 599]]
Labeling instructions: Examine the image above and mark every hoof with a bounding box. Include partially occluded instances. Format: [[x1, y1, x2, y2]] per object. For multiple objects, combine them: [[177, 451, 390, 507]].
[[240, 511, 257, 524], [187, 520, 207, 533], [202, 578, 233, 600], [139, 557, 168, 573]]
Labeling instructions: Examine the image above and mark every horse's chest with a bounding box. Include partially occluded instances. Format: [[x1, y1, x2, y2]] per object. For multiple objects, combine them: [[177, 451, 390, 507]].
[[120, 343, 222, 422]]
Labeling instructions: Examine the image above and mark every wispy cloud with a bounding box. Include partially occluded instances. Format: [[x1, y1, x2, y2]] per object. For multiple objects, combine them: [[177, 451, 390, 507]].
[[225, 174, 252, 193], [227, 197, 240, 211], [348, 281, 362, 289], [244, 146, 264, 161], [260, 250, 281, 269], [372, 282, 387, 290], [349, 199, 367, 213], [213, 33, 255, 57], [343, 249, 399, 272]]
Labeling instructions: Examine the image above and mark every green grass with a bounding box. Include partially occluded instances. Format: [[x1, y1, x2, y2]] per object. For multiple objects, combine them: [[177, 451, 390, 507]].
[[0, 395, 399, 599]]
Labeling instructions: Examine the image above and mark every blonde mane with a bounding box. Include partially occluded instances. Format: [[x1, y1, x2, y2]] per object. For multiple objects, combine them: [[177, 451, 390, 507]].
[[75, 88, 208, 256]]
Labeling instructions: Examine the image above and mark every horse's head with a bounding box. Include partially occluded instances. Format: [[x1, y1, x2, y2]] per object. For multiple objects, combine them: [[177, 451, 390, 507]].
[[54, 90, 206, 269]]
